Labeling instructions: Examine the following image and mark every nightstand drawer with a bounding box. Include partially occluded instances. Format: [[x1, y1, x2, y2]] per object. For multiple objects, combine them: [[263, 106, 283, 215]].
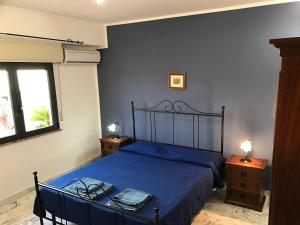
[[100, 135, 132, 157], [102, 148, 117, 156], [104, 143, 118, 151], [227, 166, 260, 182], [226, 189, 261, 206], [229, 182, 260, 193]]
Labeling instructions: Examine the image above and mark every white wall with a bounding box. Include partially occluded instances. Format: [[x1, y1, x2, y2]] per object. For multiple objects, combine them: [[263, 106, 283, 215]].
[[0, 5, 107, 48], [0, 64, 102, 202], [0, 5, 105, 201]]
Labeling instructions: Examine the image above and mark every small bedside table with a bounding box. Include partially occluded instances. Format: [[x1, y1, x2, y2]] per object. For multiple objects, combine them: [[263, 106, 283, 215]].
[[99, 135, 132, 157], [224, 155, 268, 212]]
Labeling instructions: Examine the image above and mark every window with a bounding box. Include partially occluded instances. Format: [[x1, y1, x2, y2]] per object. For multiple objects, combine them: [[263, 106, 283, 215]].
[[0, 63, 59, 144], [0, 69, 16, 139]]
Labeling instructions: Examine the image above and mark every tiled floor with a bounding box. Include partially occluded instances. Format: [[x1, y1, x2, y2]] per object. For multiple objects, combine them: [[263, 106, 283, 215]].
[[0, 189, 269, 225]]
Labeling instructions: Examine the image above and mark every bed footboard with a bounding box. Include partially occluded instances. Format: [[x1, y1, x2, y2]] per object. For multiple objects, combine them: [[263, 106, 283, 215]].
[[33, 172, 160, 225]]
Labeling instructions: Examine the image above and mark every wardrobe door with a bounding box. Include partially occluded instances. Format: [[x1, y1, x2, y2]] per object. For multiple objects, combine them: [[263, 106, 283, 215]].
[[269, 38, 300, 225]]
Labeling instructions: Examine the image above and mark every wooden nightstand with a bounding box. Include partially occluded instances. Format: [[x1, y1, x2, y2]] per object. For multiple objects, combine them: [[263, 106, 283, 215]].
[[99, 135, 132, 157], [224, 155, 268, 211]]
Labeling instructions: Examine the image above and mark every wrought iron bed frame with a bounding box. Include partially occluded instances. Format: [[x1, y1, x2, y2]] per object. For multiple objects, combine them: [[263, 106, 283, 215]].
[[131, 100, 225, 155], [33, 172, 160, 225], [33, 100, 225, 225]]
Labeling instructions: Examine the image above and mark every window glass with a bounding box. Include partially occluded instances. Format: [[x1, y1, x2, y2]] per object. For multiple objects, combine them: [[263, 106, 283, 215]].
[[0, 70, 16, 138], [17, 69, 53, 132], [0, 63, 58, 144]]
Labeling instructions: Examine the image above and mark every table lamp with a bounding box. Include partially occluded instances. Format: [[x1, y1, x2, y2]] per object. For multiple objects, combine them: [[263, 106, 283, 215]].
[[108, 122, 119, 139], [240, 140, 252, 163]]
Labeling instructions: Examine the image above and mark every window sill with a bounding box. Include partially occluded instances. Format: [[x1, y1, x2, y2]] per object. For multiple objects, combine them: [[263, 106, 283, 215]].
[[0, 128, 63, 147]]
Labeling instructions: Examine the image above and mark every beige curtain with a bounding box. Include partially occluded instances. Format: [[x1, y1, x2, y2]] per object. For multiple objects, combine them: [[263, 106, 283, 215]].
[[0, 38, 63, 63]]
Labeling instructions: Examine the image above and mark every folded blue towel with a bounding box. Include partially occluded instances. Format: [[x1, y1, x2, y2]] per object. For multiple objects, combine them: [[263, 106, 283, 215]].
[[106, 200, 140, 212], [63, 177, 113, 200], [106, 188, 153, 212], [64, 178, 103, 194], [113, 188, 153, 206], [83, 182, 113, 200]]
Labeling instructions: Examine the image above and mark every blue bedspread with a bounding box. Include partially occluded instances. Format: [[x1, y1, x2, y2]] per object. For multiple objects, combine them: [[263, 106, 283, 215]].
[[35, 141, 225, 225]]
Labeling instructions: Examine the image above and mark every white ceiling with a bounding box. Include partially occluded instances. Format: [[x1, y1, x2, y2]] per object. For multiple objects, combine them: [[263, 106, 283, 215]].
[[0, 0, 298, 25]]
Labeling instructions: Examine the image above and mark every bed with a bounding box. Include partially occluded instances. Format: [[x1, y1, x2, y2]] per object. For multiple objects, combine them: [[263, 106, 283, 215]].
[[33, 100, 226, 225]]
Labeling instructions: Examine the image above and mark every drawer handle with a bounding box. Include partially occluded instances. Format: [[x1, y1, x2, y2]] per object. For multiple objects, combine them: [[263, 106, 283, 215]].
[[240, 183, 247, 189], [240, 172, 247, 177], [239, 193, 247, 199]]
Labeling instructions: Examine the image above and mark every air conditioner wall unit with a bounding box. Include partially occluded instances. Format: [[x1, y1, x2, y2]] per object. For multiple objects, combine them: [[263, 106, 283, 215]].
[[63, 47, 101, 64]]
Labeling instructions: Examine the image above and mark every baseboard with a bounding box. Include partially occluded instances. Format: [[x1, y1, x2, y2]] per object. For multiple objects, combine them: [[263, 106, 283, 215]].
[[0, 156, 99, 206]]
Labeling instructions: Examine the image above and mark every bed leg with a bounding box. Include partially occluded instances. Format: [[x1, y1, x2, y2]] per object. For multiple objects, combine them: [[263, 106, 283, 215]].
[[131, 101, 136, 142], [154, 207, 160, 225], [51, 214, 56, 225], [221, 106, 225, 156], [33, 172, 44, 225]]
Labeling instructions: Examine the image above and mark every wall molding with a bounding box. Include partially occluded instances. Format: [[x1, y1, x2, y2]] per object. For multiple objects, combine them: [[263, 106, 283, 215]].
[[106, 0, 299, 26]]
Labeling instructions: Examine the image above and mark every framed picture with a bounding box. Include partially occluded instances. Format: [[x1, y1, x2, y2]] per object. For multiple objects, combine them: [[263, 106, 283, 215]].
[[168, 73, 186, 90]]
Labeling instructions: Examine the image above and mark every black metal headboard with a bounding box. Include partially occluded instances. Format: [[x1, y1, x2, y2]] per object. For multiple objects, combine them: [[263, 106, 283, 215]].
[[131, 100, 225, 155]]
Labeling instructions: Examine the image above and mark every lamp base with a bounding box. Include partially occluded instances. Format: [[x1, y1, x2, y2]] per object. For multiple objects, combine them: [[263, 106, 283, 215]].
[[240, 157, 252, 163]]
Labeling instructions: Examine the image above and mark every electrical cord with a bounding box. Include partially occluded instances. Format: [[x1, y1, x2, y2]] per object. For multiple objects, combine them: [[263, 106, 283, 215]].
[[61, 178, 127, 210]]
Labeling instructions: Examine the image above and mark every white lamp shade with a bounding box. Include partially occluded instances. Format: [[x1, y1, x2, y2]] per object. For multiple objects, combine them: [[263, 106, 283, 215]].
[[240, 140, 252, 153], [108, 122, 119, 133]]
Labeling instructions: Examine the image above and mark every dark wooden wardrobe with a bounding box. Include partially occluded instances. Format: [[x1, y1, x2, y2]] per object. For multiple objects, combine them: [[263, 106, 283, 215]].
[[269, 37, 300, 225]]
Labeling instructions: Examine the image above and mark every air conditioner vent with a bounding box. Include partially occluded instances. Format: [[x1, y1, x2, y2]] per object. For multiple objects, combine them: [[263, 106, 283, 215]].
[[63, 46, 101, 64]]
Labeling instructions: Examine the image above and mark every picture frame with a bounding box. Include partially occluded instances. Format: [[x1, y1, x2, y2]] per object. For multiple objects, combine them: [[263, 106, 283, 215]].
[[168, 73, 186, 90]]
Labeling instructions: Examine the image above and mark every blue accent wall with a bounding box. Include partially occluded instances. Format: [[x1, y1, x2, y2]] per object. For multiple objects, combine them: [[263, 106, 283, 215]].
[[98, 2, 300, 187]]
